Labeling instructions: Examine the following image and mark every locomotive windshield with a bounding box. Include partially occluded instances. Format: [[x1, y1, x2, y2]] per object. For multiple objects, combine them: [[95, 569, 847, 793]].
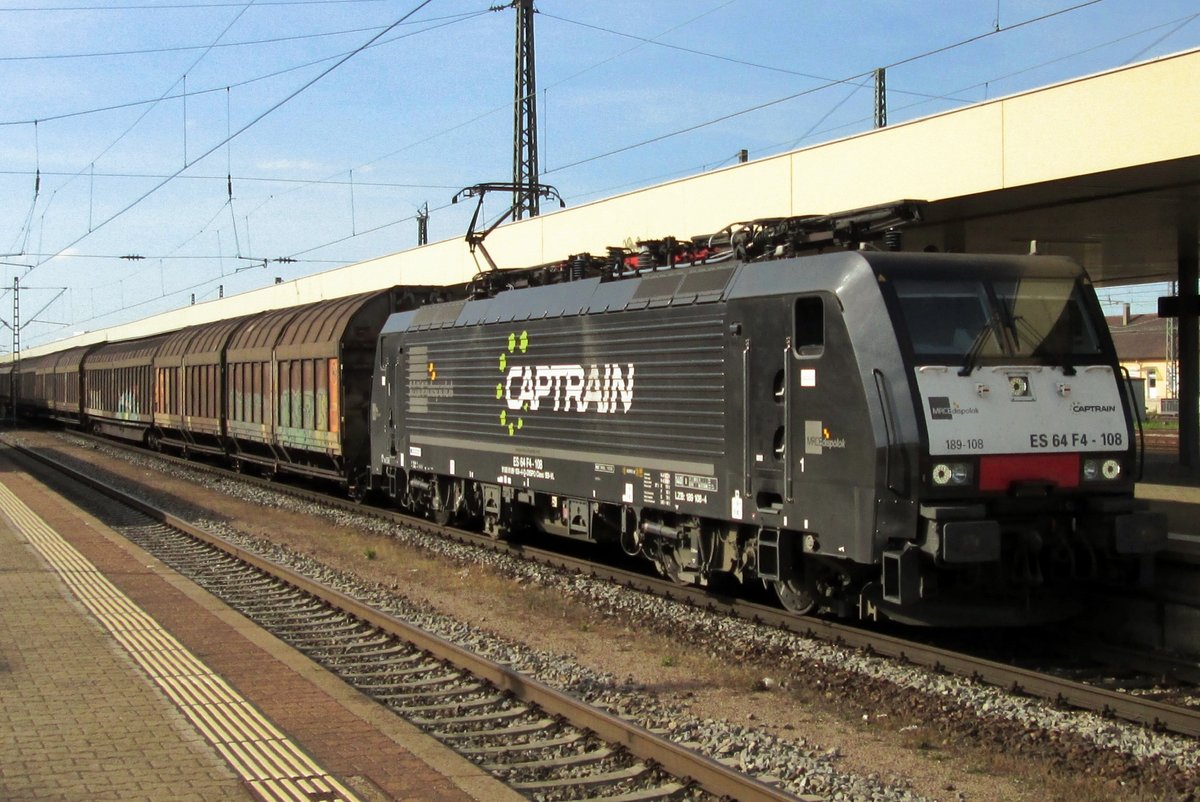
[[891, 275, 1104, 368]]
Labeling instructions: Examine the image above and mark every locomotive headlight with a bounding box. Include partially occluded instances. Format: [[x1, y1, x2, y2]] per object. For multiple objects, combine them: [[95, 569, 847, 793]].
[[1083, 458, 1123, 481], [931, 462, 972, 487]]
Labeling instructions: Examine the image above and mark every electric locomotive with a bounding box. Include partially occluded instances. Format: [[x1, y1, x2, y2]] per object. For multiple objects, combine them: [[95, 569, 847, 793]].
[[369, 210, 1167, 626]]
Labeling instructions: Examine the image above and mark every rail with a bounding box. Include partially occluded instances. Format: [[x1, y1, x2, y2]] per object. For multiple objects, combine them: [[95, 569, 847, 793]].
[[16, 430, 1200, 738], [7, 436, 812, 802]]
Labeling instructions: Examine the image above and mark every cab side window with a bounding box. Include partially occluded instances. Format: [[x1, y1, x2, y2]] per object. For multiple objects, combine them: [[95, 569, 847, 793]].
[[793, 296, 824, 357]]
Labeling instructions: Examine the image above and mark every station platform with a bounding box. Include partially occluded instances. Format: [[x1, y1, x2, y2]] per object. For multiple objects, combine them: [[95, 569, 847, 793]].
[[1137, 454, 1200, 560], [0, 450, 524, 802]]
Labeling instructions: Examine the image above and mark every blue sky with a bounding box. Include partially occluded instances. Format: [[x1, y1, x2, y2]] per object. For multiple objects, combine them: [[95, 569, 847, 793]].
[[1, 0, 1196, 348]]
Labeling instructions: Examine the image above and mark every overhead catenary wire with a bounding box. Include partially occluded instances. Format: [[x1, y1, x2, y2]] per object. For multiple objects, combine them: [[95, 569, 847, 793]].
[[0, 0, 385, 10], [9, 1, 1193, 349], [541, 0, 737, 92], [9, 250, 340, 261], [6, 0, 260, 280], [22, 0, 438, 283], [4, 3, 489, 302], [0, 9, 487, 127], [0, 168, 459, 189], [1124, 12, 1199, 62], [750, 10, 1200, 159], [73, 7, 474, 307], [9, 121, 40, 255], [0, 22, 387, 62], [86, 0, 256, 176], [0, 7, 488, 71], [544, 0, 1104, 177], [539, 11, 978, 107], [216, 1, 745, 263], [251, 0, 1124, 276]]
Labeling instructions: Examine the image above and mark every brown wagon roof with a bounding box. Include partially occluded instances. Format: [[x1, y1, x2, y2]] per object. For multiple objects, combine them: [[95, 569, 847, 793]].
[[87, 334, 171, 367], [154, 315, 252, 365], [276, 291, 379, 354]]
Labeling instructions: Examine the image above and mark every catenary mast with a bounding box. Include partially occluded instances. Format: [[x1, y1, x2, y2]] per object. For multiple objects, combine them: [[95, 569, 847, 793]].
[[510, 0, 539, 219]]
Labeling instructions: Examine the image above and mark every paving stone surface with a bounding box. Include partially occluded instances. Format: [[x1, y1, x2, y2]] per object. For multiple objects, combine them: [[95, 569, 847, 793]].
[[0, 493, 250, 802], [0, 450, 522, 802]]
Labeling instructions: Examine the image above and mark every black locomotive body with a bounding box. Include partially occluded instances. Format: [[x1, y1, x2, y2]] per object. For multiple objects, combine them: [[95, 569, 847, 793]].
[[372, 249, 1167, 625], [1, 203, 1168, 626]]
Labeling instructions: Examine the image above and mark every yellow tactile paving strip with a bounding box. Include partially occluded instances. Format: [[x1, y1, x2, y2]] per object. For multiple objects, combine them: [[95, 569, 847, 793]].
[[0, 480, 365, 802]]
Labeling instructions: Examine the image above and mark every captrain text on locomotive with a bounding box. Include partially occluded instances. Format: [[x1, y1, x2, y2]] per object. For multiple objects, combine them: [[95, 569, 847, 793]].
[[2, 202, 1167, 626]]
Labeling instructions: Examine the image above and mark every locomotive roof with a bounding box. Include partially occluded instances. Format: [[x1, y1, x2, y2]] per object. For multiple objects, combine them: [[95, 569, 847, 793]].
[[382, 250, 1085, 334]]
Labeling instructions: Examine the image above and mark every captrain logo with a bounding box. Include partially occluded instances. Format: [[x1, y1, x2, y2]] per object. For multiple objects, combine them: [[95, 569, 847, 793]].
[[495, 330, 636, 436]]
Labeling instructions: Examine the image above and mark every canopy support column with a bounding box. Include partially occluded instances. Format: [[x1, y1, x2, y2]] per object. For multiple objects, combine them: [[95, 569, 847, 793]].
[[1176, 217, 1198, 466]]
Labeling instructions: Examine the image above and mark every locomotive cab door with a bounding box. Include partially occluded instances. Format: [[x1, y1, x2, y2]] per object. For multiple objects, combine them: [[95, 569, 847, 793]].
[[739, 296, 800, 517], [369, 333, 403, 495], [382, 343, 397, 456], [740, 294, 826, 517]]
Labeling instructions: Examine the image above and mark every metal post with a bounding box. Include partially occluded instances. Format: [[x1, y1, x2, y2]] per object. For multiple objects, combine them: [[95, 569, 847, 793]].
[[11, 276, 19, 425], [1178, 218, 1199, 466], [1167, 280, 1178, 401], [511, 0, 539, 220], [417, 203, 429, 246], [874, 68, 887, 128]]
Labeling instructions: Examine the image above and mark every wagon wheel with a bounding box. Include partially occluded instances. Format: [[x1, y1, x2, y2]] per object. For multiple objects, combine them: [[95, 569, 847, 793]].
[[773, 577, 816, 616]]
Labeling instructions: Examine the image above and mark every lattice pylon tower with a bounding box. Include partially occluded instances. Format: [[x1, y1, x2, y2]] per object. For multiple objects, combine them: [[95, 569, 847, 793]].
[[511, 0, 539, 219]]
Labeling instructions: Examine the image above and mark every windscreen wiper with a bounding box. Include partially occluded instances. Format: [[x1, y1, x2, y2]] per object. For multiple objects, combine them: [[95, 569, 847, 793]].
[[958, 318, 998, 377], [1012, 315, 1076, 375]]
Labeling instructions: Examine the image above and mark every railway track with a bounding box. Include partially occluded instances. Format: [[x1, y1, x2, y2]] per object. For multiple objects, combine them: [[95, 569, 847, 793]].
[[1142, 429, 1180, 453], [12, 431, 1200, 742], [6, 437, 807, 802]]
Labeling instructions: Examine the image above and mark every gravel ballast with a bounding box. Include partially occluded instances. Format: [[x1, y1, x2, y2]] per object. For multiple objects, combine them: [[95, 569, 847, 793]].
[[13, 431, 1200, 802]]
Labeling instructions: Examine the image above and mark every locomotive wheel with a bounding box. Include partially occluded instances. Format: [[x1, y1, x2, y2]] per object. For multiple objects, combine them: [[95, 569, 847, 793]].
[[773, 578, 817, 615], [483, 513, 505, 539]]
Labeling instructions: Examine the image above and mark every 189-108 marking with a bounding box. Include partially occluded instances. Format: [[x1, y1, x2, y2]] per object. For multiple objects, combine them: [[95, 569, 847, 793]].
[[943, 431, 1125, 451]]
